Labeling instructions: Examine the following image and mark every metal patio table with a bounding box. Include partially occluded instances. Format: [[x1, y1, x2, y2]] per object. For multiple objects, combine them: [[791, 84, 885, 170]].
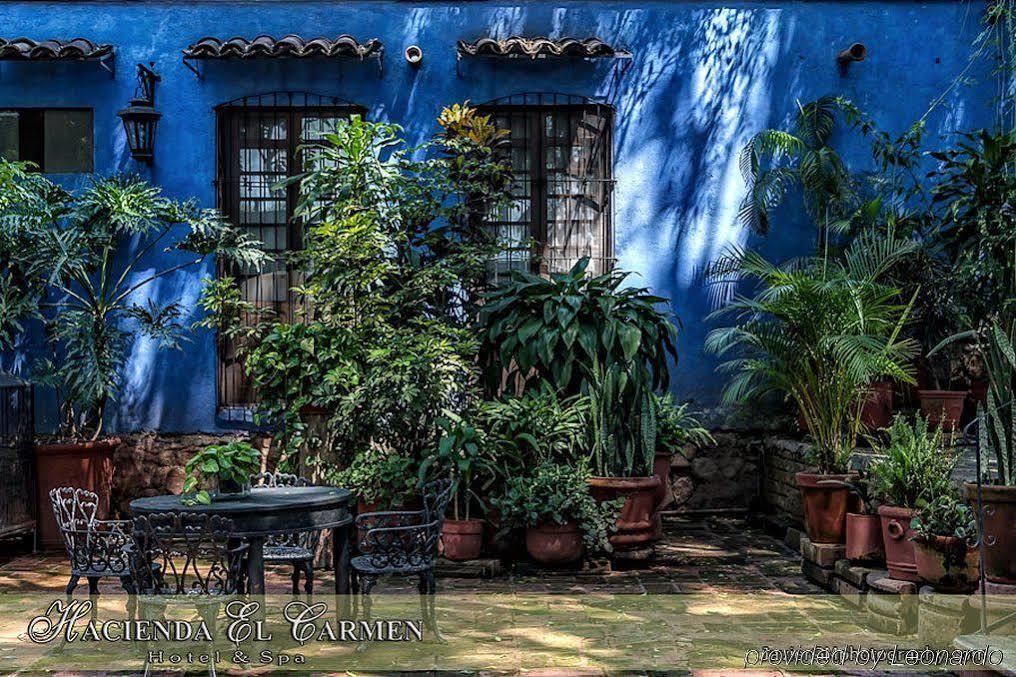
[[130, 486, 354, 596]]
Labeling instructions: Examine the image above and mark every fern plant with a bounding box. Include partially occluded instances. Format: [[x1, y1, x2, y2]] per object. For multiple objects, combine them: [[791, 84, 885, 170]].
[[706, 230, 919, 473], [0, 159, 267, 439]]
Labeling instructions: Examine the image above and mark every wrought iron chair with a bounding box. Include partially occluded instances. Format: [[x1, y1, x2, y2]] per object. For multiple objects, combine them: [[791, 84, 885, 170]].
[[250, 471, 318, 594], [351, 479, 454, 640], [49, 487, 132, 596], [129, 512, 248, 677]]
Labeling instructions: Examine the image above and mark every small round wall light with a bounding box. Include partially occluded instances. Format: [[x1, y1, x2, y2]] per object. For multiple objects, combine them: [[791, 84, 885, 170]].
[[405, 45, 423, 66]]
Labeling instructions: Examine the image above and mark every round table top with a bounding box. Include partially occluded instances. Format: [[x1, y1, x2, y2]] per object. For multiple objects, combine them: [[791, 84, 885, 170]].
[[130, 486, 352, 515]]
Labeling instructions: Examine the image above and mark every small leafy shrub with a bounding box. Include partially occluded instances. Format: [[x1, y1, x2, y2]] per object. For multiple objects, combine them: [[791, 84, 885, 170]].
[[182, 442, 261, 505], [420, 414, 503, 521], [478, 384, 589, 467], [493, 462, 623, 553], [911, 495, 977, 543], [868, 414, 956, 509], [330, 451, 417, 508], [655, 394, 715, 453]]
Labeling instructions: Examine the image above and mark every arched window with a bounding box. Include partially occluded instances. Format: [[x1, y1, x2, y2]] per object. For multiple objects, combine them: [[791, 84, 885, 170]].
[[479, 93, 615, 279], [215, 92, 365, 414]]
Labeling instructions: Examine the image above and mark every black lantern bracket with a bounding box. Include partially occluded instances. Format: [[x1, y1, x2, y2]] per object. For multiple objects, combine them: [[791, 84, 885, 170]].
[[118, 62, 161, 163]]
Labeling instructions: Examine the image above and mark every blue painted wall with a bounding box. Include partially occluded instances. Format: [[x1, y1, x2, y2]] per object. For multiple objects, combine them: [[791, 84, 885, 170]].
[[0, 1, 995, 432]]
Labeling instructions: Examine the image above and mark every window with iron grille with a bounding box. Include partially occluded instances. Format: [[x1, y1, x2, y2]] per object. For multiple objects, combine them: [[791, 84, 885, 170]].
[[481, 95, 615, 279], [215, 93, 363, 414]]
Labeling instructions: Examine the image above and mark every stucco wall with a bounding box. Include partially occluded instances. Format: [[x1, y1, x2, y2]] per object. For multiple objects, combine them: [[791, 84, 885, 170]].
[[0, 1, 996, 434]]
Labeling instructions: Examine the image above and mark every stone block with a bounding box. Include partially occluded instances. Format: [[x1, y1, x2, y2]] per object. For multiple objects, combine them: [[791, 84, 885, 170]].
[[784, 526, 803, 552], [869, 571, 918, 595], [866, 607, 914, 635], [802, 559, 836, 587], [834, 559, 882, 590], [831, 575, 865, 608], [918, 586, 973, 648], [799, 536, 845, 568]]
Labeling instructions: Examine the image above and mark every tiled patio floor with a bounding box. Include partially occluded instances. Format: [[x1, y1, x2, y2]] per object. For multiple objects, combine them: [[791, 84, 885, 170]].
[[0, 516, 818, 596]]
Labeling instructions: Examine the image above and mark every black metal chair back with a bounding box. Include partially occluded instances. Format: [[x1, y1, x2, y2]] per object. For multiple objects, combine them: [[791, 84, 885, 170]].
[[356, 479, 455, 571], [131, 512, 247, 596], [50, 487, 131, 579]]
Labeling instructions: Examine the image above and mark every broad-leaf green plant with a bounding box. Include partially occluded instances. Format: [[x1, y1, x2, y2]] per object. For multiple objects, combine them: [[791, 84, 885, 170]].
[[181, 441, 261, 505]]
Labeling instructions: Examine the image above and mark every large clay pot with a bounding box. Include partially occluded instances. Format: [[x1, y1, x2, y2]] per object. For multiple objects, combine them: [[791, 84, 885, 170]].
[[878, 505, 919, 582], [965, 483, 1016, 584], [795, 472, 853, 544], [587, 475, 661, 550], [860, 381, 894, 431], [650, 449, 673, 541], [913, 535, 980, 592], [918, 389, 967, 432], [36, 438, 119, 550], [441, 518, 484, 561], [846, 512, 885, 562], [525, 522, 584, 566]]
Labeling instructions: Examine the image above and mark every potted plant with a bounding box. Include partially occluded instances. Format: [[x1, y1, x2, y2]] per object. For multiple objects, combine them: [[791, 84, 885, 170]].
[[422, 415, 502, 561], [494, 462, 623, 566], [823, 466, 884, 563], [181, 442, 262, 505], [653, 394, 714, 537], [331, 451, 417, 514], [480, 258, 678, 551], [868, 414, 956, 581], [910, 495, 980, 592], [0, 160, 265, 546], [707, 231, 919, 544]]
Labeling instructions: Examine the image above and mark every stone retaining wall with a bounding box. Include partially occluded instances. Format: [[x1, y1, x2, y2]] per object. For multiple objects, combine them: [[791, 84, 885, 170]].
[[110, 432, 270, 517], [667, 431, 768, 513]]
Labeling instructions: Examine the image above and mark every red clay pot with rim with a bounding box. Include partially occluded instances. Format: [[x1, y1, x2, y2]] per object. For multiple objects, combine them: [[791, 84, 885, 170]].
[[913, 535, 980, 592], [795, 472, 854, 544], [878, 505, 919, 581], [587, 475, 661, 550], [36, 438, 119, 550], [965, 483, 1016, 584], [846, 512, 885, 562], [860, 381, 894, 431], [917, 389, 967, 432], [525, 521, 584, 566], [441, 518, 484, 561]]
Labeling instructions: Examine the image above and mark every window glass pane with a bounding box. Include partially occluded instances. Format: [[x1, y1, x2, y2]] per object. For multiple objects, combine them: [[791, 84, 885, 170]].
[[43, 110, 92, 173], [0, 112, 18, 160]]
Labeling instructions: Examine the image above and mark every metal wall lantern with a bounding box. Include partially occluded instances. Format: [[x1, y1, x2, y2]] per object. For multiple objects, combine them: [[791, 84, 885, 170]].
[[118, 63, 161, 163]]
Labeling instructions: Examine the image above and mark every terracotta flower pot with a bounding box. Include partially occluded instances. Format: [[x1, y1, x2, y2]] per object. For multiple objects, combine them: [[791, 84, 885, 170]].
[[846, 512, 885, 562], [878, 505, 919, 581], [860, 381, 894, 431], [525, 521, 584, 566], [441, 518, 484, 561], [587, 475, 661, 550], [918, 389, 967, 432], [795, 472, 853, 544], [913, 535, 980, 592], [36, 438, 119, 550], [965, 483, 1016, 584], [650, 449, 673, 541]]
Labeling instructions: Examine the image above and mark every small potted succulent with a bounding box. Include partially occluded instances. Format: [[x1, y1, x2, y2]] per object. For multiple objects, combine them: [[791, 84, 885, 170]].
[[181, 441, 261, 505], [494, 462, 623, 566], [868, 415, 956, 581], [910, 495, 980, 592]]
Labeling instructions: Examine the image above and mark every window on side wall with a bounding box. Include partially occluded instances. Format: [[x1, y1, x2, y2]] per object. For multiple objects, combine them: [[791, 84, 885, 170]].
[[214, 97, 363, 415], [0, 109, 93, 172], [480, 102, 615, 279]]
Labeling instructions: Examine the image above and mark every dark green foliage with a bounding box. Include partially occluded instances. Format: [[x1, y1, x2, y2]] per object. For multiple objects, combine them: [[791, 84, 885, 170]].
[[911, 495, 977, 542], [868, 415, 956, 509], [181, 441, 261, 506], [331, 451, 417, 507]]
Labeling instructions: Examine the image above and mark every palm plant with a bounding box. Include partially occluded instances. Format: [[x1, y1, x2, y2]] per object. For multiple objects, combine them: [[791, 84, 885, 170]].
[[738, 96, 859, 239], [706, 231, 919, 473], [0, 159, 266, 438]]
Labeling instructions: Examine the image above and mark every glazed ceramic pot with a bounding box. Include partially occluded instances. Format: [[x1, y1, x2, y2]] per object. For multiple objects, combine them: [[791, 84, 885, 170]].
[[36, 438, 119, 549], [587, 475, 661, 550], [965, 483, 1016, 584], [913, 535, 980, 592], [878, 505, 919, 582], [796, 472, 854, 544], [441, 518, 484, 561], [846, 512, 885, 562], [918, 389, 967, 432], [525, 522, 584, 566]]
